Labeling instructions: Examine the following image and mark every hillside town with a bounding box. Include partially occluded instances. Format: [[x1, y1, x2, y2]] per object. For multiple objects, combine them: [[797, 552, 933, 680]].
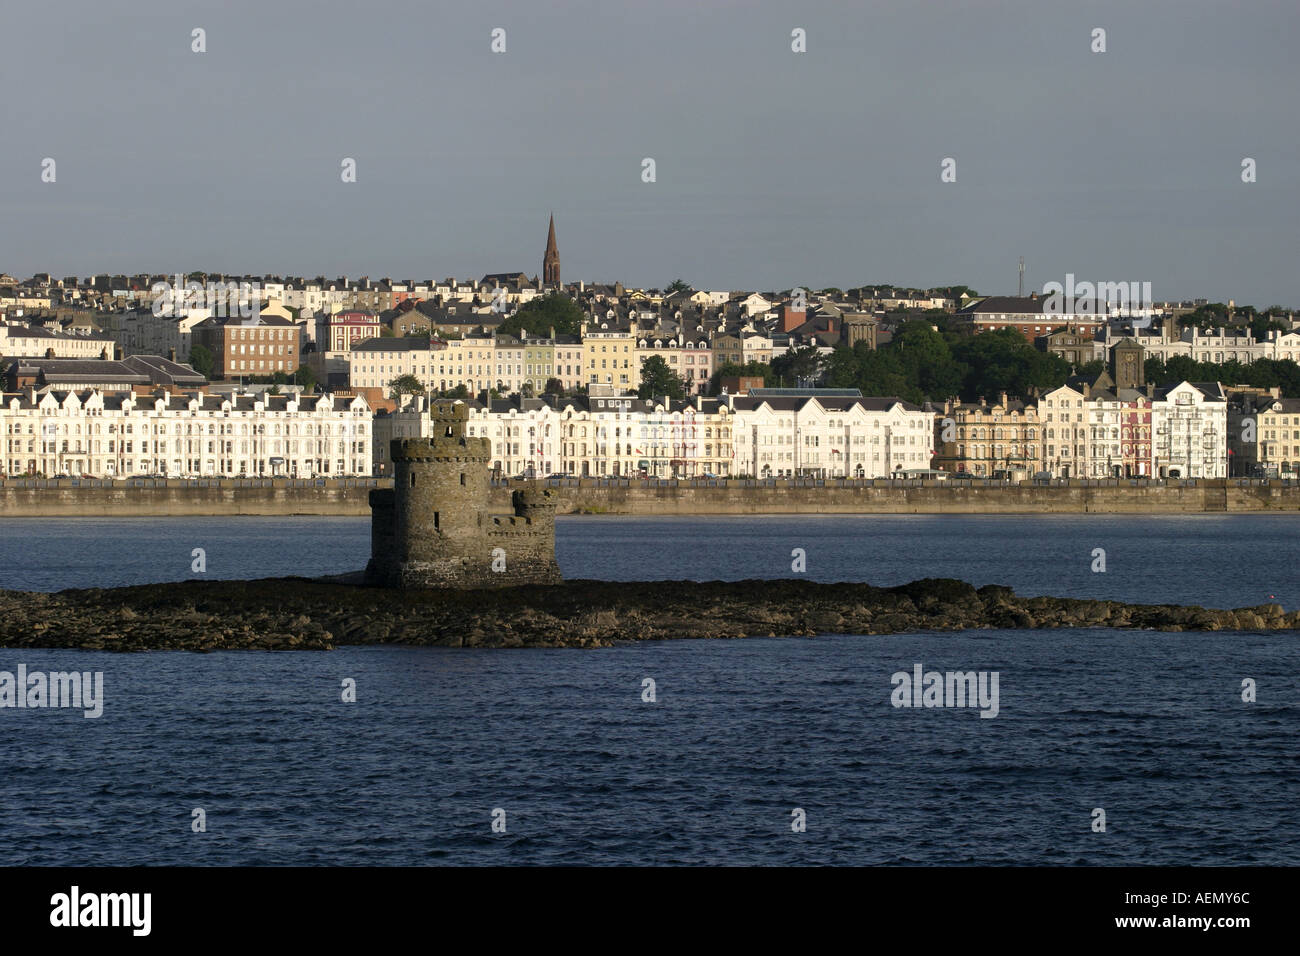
[[4, 219, 1299, 482]]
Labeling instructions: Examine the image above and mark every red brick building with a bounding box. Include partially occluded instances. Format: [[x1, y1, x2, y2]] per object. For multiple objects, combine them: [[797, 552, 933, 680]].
[[327, 311, 381, 352], [956, 295, 1105, 341], [192, 315, 301, 380]]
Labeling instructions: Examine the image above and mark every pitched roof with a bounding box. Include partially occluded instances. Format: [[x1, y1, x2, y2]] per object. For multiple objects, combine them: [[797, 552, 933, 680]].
[[351, 336, 439, 352], [959, 296, 1109, 317], [122, 354, 207, 384]]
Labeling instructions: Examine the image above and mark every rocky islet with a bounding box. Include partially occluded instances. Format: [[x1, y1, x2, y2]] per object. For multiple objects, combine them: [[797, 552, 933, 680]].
[[0, 576, 1294, 651]]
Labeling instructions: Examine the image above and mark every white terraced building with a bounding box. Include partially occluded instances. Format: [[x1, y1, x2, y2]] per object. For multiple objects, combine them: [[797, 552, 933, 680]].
[[1151, 381, 1228, 478], [1, 388, 371, 478], [729, 394, 935, 478], [376, 392, 935, 479], [1103, 326, 1300, 365], [372, 394, 736, 479], [0, 322, 116, 359], [349, 334, 509, 398]]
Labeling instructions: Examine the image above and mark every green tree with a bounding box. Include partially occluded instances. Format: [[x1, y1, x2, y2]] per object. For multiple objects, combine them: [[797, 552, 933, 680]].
[[1250, 314, 1288, 340], [891, 320, 964, 399], [667, 279, 689, 293], [498, 291, 584, 339], [1178, 303, 1232, 331], [854, 349, 915, 401], [1162, 354, 1202, 382], [543, 377, 564, 395], [951, 328, 1069, 400], [294, 365, 317, 391], [770, 344, 823, 385], [387, 374, 425, 397], [638, 355, 686, 400], [822, 344, 866, 389], [188, 343, 215, 378], [447, 383, 470, 400]]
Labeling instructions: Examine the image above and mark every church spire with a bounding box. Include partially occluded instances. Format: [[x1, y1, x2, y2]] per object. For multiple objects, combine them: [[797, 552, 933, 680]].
[[543, 213, 560, 288]]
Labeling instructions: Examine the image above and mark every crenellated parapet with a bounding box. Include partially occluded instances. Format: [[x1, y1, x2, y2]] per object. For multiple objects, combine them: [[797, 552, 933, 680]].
[[364, 400, 561, 589]]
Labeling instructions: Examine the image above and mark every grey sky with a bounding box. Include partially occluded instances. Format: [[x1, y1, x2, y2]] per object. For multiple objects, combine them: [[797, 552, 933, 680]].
[[2, 0, 1296, 305]]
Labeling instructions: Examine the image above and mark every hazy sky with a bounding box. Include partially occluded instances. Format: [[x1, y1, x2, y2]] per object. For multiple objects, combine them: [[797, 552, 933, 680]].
[[2, 0, 1297, 305]]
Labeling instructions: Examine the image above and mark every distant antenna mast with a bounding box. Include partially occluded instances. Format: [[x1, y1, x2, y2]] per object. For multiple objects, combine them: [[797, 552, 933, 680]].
[[1018, 257, 1025, 297]]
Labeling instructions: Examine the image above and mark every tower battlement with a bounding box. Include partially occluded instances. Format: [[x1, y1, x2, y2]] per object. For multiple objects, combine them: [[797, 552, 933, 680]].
[[364, 400, 562, 589]]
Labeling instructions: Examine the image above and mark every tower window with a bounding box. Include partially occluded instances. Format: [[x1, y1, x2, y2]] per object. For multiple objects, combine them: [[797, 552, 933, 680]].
[[434, 511, 439, 529], [460, 473, 466, 485], [410, 472, 416, 487]]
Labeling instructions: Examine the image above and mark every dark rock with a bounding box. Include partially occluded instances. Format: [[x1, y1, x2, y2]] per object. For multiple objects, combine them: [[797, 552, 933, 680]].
[[1, 576, 1297, 652]]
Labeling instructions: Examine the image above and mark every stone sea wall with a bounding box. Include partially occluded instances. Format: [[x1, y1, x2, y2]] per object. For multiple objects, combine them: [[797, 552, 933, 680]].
[[5, 476, 1300, 516]]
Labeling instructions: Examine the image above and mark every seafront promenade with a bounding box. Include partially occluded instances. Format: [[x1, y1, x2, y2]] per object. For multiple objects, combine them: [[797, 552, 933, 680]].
[[4, 475, 1300, 516]]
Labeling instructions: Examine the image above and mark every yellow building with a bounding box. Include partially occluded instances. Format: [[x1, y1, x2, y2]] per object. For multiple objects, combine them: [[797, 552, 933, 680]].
[[582, 324, 635, 390], [933, 393, 1041, 477]]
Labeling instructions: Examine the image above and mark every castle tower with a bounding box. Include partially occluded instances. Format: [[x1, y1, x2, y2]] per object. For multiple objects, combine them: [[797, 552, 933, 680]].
[[543, 213, 560, 287], [365, 399, 562, 589]]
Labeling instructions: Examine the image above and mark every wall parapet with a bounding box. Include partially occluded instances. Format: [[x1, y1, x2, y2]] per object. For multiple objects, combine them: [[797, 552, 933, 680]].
[[6, 477, 1300, 516]]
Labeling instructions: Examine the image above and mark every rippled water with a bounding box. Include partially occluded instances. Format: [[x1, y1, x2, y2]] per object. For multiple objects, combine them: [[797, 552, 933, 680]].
[[4, 513, 1299, 608], [1, 515, 1298, 865]]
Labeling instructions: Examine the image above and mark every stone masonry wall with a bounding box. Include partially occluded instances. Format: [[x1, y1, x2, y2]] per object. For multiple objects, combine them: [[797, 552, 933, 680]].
[[9, 478, 1300, 516], [365, 402, 562, 589]]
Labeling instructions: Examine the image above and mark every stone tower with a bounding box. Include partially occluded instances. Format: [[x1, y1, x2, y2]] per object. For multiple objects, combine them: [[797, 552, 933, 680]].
[[1111, 338, 1145, 391], [365, 400, 562, 589], [543, 213, 560, 287]]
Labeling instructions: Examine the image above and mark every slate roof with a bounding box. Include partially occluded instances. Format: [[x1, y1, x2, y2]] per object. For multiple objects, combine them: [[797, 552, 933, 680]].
[[6, 358, 147, 382], [194, 314, 297, 329], [351, 336, 440, 352], [959, 296, 1109, 317], [3, 323, 112, 341], [729, 395, 922, 414], [122, 354, 207, 385]]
